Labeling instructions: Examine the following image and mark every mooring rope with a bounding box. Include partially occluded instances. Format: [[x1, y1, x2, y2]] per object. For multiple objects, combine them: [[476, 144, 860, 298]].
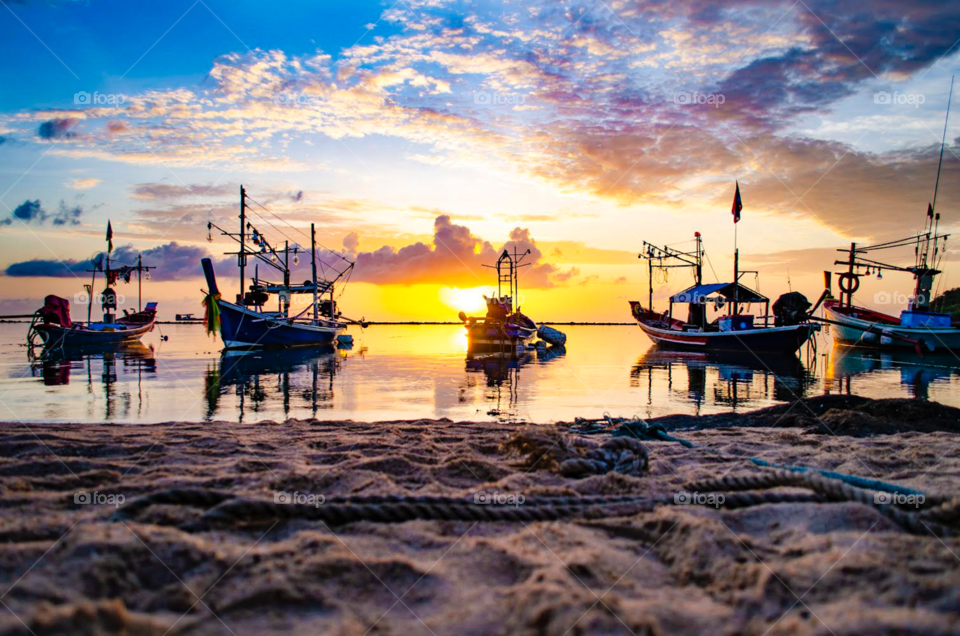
[[113, 488, 826, 528], [688, 470, 952, 537], [573, 414, 927, 497]]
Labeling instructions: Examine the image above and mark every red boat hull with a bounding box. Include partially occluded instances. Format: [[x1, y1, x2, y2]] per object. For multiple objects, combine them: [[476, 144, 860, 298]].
[[629, 302, 816, 355]]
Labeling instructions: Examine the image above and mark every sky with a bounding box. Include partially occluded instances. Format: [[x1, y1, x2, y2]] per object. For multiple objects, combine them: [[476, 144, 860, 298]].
[[0, 0, 959, 321]]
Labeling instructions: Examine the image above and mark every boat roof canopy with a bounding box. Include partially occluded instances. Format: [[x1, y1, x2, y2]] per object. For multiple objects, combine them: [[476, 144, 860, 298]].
[[670, 282, 767, 304]]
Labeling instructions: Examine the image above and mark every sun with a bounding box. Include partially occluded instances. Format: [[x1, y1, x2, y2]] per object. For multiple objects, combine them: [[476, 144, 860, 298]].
[[438, 286, 488, 315]]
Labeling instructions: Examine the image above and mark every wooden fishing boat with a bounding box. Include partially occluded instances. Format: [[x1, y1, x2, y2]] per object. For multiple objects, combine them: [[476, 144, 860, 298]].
[[818, 80, 957, 353], [629, 224, 820, 355], [458, 247, 553, 354], [202, 185, 362, 350], [26, 223, 158, 349]]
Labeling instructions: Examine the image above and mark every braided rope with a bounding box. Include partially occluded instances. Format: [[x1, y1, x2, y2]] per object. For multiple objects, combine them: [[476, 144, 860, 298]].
[[575, 415, 938, 500], [197, 497, 664, 526], [688, 471, 953, 537]]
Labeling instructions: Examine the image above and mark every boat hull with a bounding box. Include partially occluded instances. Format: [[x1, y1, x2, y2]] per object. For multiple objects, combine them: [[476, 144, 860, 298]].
[[629, 302, 816, 354], [824, 301, 960, 352], [217, 300, 341, 349], [33, 320, 154, 348], [465, 320, 536, 354]]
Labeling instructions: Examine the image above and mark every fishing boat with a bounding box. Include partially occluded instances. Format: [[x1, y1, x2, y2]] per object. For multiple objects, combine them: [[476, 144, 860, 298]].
[[458, 248, 562, 354], [25, 222, 158, 349], [629, 217, 820, 354], [820, 80, 957, 354], [201, 185, 361, 349]]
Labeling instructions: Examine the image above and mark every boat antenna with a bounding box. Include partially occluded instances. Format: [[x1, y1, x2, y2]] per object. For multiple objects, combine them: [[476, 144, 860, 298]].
[[932, 75, 954, 220]]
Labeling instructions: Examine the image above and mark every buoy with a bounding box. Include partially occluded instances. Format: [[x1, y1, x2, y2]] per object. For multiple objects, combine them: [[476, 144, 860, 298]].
[[537, 325, 567, 346]]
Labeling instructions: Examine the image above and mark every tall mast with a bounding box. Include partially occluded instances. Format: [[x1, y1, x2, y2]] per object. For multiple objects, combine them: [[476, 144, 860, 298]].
[[311, 223, 318, 322], [239, 184, 246, 303], [137, 254, 142, 312]]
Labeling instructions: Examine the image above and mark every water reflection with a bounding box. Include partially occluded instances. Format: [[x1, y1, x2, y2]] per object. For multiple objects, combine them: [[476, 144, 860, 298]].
[[630, 347, 817, 414], [29, 342, 157, 419], [825, 349, 960, 400], [464, 345, 567, 419], [204, 346, 349, 421], [4, 324, 960, 423]]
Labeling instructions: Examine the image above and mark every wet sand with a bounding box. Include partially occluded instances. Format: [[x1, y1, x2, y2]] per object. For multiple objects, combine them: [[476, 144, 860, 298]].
[[0, 397, 958, 635]]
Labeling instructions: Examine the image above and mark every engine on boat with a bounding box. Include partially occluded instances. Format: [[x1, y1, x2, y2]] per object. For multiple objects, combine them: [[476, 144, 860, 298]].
[[772, 291, 811, 327]]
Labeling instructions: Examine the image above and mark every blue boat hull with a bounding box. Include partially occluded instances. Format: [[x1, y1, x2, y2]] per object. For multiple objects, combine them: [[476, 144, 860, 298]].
[[217, 300, 340, 349]]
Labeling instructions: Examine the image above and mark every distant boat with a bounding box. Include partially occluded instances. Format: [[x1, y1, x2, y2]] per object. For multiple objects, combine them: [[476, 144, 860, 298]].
[[458, 247, 555, 354], [819, 78, 958, 353], [629, 229, 820, 355], [201, 185, 361, 349], [27, 222, 158, 348]]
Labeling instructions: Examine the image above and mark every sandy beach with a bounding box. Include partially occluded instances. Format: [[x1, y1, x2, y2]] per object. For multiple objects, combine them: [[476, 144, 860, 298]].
[[0, 396, 958, 635]]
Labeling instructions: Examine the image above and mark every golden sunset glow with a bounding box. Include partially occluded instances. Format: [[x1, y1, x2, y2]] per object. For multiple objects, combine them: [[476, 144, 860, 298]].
[[438, 286, 489, 316]]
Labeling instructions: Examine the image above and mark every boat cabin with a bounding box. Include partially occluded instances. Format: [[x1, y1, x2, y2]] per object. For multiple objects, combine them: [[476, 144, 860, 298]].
[[668, 282, 769, 332]]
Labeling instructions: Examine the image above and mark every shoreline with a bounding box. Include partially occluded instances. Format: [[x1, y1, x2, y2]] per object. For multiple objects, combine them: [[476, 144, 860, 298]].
[[0, 396, 957, 634]]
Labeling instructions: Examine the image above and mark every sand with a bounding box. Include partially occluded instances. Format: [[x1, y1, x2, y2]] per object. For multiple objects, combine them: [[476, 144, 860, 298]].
[[0, 397, 958, 635]]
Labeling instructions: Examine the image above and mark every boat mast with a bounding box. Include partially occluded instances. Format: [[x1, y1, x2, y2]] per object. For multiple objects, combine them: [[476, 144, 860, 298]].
[[239, 184, 246, 304], [639, 235, 702, 312], [311, 223, 318, 322], [137, 254, 142, 312]]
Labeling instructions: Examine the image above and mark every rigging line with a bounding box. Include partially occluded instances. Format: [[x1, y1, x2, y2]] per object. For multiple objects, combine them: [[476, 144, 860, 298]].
[[245, 194, 353, 265], [932, 75, 955, 216], [703, 250, 719, 283], [245, 195, 310, 241]]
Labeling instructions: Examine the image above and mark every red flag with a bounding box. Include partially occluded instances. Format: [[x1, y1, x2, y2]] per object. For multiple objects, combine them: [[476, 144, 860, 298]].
[[731, 181, 742, 223]]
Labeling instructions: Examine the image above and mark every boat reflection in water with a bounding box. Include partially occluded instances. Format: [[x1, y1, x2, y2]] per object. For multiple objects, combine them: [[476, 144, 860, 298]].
[[464, 345, 567, 418], [824, 348, 960, 400], [204, 345, 351, 421], [630, 347, 817, 414], [29, 342, 157, 419]]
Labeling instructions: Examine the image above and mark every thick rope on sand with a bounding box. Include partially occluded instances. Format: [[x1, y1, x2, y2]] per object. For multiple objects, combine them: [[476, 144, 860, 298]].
[[688, 470, 954, 537], [113, 487, 825, 528]]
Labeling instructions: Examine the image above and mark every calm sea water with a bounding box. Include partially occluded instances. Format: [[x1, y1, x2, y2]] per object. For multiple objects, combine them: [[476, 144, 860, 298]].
[[1, 323, 958, 423]]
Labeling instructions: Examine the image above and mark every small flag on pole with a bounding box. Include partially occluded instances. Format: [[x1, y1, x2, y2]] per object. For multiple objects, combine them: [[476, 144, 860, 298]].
[[928, 202, 934, 218], [732, 181, 742, 224], [106, 221, 114, 253]]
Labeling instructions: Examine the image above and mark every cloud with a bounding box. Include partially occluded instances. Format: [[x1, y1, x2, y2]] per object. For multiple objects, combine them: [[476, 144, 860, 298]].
[[37, 118, 78, 140], [342, 231, 360, 254], [0, 199, 85, 227], [130, 182, 237, 200], [66, 178, 101, 190], [351, 215, 574, 287], [4, 241, 232, 281]]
